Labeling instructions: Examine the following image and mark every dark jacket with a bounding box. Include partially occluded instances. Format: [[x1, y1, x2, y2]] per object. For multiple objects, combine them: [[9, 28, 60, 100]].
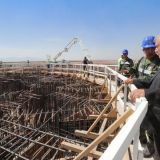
[[83, 58, 89, 64], [138, 70, 160, 154], [138, 70, 160, 126], [144, 70, 160, 102]]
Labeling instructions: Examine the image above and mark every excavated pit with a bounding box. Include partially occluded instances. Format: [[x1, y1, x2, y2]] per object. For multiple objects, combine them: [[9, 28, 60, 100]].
[[0, 68, 114, 160]]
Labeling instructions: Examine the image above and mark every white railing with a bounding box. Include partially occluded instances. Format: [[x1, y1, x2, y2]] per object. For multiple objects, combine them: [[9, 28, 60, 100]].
[[100, 99, 148, 160], [0, 62, 148, 160], [51, 63, 148, 160]]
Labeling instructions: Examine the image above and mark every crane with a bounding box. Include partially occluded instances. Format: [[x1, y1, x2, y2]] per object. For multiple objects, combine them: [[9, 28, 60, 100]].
[[46, 37, 90, 65], [53, 37, 80, 63]]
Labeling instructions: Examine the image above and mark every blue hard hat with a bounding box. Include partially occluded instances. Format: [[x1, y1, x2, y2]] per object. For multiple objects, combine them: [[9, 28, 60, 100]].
[[122, 49, 128, 55], [141, 36, 156, 49]]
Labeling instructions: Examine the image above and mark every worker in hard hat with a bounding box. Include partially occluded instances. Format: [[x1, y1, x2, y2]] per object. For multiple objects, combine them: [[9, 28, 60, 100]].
[[125, 36, 160, 88], [117, 50, 133, 86], [129, 36, 160, 158], [124, 36, 160, 158], [118, 49, 134, 76]]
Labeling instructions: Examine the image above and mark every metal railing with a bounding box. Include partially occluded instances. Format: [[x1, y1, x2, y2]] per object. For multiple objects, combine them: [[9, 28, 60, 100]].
[[51, 63, 148, 160], [0, 62, 148, 160]]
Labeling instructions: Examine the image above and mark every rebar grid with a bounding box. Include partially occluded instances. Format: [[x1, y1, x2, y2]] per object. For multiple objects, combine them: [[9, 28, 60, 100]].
[[0, 68, 111, 160]]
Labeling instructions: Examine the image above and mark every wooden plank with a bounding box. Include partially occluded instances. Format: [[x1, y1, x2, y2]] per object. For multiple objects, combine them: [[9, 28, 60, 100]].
[[87, 84, 124, 134], [61, 141, 103, 159], [89, 108, 117, 119], [94, 91, 107, 96], [74, 107, 133, 160], [90, 98, 110, 104], [75, 130, 114, 141], [88, 118, 108, 160], [75, 130, 99, 139], [122, 148, 132, 160]]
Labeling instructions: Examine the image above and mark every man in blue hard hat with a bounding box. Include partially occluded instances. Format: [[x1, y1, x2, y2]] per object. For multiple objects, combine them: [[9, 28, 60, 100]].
[[125, 36, 160, 88], [118, 49, 134, 76], [117, 49, 133, 86], [129, 36, 160, 158], [124, 36, 160, 158]]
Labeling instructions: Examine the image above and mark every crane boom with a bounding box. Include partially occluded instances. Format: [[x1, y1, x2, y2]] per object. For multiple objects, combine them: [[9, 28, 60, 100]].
[[53, 38, 79, 62]]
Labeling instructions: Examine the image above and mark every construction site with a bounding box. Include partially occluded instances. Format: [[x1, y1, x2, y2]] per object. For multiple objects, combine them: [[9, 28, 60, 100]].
[[0, 34, 149, 160], [0, 63, 113, 159], [0, 36, 150, 160], [2, 0, 160, 159], [0, 62, 146, 160]]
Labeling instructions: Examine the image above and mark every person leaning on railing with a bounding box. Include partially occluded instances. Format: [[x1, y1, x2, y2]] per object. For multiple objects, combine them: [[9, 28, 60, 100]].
[[117, 49, 134, 86], [126, 36, 160, 158], [125, 36, 160, 89]]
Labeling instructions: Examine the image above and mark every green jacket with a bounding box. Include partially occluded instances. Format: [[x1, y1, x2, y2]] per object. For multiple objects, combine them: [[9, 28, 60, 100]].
[[118, 57, 134, 77], [130, 54, 160, 86]]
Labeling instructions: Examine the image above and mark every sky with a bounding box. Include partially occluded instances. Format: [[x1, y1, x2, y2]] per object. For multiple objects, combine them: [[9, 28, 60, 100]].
[[0, 0, 160, 61]]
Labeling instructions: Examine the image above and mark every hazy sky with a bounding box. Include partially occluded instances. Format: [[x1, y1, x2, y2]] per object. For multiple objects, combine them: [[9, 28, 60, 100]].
[[0, 0, 160, 61]]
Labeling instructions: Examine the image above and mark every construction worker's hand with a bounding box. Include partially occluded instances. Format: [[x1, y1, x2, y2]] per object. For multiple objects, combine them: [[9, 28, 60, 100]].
[[124, 78, 133, 85], [130, 89, 145, 102]]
